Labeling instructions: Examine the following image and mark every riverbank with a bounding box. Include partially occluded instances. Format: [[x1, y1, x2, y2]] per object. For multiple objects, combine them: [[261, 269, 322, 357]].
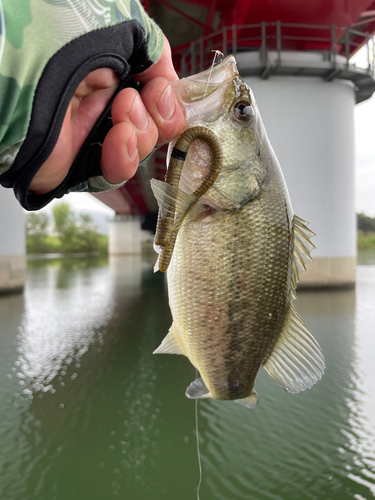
[[357, 231, 375, 249]]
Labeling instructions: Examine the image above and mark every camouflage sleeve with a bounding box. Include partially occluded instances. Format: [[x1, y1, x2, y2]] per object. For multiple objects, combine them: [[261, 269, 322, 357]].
[[0, 0, 164, 210]]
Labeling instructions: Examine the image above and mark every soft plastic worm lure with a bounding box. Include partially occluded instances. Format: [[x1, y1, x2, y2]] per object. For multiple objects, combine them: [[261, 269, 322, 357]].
[[155, 126, 223, 272]]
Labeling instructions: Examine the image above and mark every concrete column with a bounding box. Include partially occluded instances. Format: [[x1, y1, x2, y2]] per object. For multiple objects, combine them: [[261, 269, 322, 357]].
[[0, 186, 27, 294], [109, 215, 153, 255], [244, 74, 357, 287]]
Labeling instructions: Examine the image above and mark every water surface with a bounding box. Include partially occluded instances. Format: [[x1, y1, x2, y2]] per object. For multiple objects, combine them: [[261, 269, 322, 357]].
[[0, 252, 374, 500]]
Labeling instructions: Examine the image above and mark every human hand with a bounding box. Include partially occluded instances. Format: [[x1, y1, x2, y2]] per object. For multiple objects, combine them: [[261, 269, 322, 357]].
[[29, 36, 185, 195]]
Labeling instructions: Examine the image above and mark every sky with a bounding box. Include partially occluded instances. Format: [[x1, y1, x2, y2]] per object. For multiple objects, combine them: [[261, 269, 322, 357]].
[[355, 96, 375, 217], [352, 43, 375, 217], [45, 45, 375, 218], [44, 192, 114, 216]]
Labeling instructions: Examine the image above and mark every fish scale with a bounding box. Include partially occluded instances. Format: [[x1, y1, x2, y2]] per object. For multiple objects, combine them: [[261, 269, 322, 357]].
[[168, 173, 292, 400], [152, 55, 325, 408]]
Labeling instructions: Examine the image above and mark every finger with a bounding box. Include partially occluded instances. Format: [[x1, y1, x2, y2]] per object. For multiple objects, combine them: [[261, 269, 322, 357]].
[[30, 108, 74, 194], [141, 77, 185, 145], [74, 68, 119, 99], [31, 69, 120, 195], [132, 35, 178, 83], [111, 87, 158, 160], [100, 122, 139, 184]]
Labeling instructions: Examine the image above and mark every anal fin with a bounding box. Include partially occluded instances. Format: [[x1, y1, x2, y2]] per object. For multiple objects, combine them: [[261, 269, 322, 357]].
[[153, 322, 186, 356]]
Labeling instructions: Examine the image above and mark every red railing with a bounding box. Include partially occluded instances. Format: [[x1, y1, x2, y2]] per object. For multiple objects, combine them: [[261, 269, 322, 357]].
[[172, 21, 375, 76]]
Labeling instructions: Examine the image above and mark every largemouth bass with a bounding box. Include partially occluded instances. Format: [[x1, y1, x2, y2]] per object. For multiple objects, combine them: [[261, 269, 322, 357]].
[[151, 55, 325, 408]]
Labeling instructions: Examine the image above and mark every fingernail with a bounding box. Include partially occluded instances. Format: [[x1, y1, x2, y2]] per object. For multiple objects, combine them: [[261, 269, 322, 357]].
[[130, 94, 149, 130], [157, 85, 175, 121], [127, 130, 137, 159]]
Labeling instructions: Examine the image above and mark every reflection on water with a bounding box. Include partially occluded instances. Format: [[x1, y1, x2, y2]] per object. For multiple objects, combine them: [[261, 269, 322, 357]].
[[0, 252, 374, 500]]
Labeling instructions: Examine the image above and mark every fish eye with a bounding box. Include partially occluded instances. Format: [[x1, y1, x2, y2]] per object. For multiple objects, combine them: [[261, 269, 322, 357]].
[[233, 101, 254, 123]]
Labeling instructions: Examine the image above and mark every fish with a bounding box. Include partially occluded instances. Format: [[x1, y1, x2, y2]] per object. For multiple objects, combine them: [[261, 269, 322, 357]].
[[151, 55, 325, 409]]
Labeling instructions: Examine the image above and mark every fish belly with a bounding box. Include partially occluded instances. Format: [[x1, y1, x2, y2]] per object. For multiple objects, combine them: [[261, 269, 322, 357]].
[[167, 192, 293, 401]]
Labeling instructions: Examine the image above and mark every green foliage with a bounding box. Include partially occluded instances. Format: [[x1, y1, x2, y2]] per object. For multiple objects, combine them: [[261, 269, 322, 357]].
[[26, 212, 49, 233], [357, 213, 375, 249], [26, 212, 50, 253], [357, 232, 375, 249], [76, 213, 101, 253], [52, 203, 79, 253], [26, 235, 62, 254], [27, 203, 108, 255], [357, 212, 375, 233], [97, 234, 109, 255]]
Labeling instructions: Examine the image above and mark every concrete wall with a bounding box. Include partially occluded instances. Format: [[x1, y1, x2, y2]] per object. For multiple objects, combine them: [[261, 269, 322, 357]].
[[245, 75, 356, 286], [109, 215, 153, 255], [0, 186, 26, 293]]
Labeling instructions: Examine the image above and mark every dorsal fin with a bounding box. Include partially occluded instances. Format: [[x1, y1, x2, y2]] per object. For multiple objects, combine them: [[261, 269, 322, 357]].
[[290, 215, 315, 298], [262, 215, 324, 394]]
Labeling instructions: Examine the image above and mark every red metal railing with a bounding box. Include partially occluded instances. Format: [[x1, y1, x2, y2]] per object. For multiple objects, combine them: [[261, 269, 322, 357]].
[[172, 21, 375, 76]]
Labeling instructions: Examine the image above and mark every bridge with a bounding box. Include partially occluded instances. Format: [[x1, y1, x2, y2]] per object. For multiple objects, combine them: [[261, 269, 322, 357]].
[[89, 0, 375, 288], [1, 0, 375, 292], [94, 0, 375, 219]]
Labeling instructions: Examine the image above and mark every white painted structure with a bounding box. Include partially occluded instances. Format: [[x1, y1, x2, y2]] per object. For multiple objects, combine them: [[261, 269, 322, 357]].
[[109, 215, 153, 255], [0, 186, 26, 293], [238, 52, 358, 287]]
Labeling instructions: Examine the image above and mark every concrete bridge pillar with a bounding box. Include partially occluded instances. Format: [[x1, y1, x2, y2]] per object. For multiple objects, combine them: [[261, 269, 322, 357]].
[[0, 186, 26, 294], [109, 215, 153, 255], [242, 59, 357, 287]]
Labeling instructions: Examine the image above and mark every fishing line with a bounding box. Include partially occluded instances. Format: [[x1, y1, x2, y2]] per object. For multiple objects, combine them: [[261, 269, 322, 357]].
[[193, 55, 223, 497], [195, 370, 202, 500], [197, 50, 224, 125], [202, 50, 223, 102]]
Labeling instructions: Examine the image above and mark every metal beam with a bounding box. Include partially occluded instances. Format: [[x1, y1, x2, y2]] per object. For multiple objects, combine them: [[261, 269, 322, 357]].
[[324, 68, 342, 81], [153, 0, 206, 29], [204, 0, 218, 35]]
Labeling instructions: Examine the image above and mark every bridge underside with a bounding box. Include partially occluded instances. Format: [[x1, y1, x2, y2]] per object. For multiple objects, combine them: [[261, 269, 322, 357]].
[[93, 146, 167, 218], [93, 0, 375, 218]]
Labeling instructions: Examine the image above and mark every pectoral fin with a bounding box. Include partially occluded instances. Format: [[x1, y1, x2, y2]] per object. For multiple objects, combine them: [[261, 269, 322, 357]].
[[263, 303, 325, 394], [153, 322, 186, 356], [150, 179, 205, 227]]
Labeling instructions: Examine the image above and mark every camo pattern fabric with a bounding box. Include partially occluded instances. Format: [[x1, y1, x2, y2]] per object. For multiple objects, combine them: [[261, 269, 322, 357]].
[[0, 0, 163, 188]]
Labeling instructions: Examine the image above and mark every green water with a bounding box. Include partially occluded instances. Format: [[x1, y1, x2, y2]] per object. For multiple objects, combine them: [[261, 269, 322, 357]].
[[0, 253, 374, 500]]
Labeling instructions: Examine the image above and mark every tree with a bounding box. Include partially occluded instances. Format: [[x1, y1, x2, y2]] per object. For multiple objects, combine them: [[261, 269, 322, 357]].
[[357, 213, 375, 233], [26, 212, 50, 253], [51, 203, 106, 254], [52, 203, 79, 253], [77, 213, 101, 253]]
